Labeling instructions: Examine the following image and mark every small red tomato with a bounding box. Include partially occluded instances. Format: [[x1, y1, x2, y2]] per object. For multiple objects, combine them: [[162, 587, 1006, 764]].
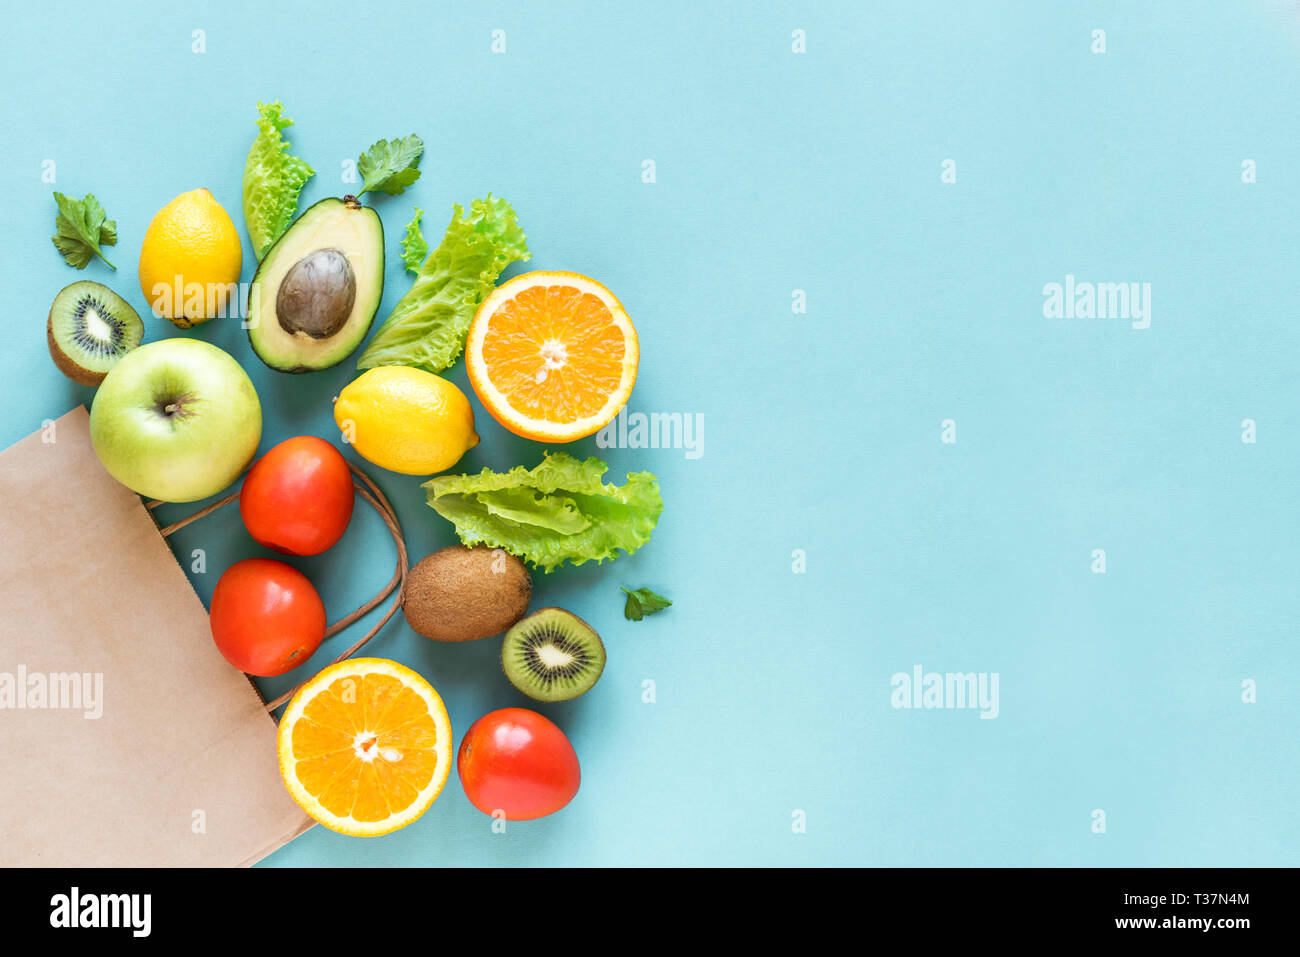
[[210, 558, 326, 677], [457, 707, 580, 821], [240, 436, 354, 556]]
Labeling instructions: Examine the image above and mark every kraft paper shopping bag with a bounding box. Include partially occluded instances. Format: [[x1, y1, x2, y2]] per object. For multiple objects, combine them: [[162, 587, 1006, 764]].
[[0, 407, 313, 866]]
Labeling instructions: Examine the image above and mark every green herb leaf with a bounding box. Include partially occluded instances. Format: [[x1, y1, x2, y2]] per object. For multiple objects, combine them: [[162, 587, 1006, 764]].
[[357, 194, 530, 373], [621, 587, 672, 621], [401, 207, 428, 274], [51, 192, 117, 269], [356, 135, 424, 197], [242, 101, 315, 259], [425, 453, 662, 573], [97, 217, 118, 249]]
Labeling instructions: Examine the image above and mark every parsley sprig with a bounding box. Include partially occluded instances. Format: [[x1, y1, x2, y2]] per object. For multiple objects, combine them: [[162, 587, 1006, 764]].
[[356, 135, 424, 197], [51, 192, 117, 269], [622, 587, 672, 621]]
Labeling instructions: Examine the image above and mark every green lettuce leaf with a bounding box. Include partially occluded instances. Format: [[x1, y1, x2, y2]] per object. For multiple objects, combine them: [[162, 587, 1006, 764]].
[[425, 453, 662, 573], [400, 207, 427, 274], [242, 101, 315, 259], [357, 194, 530, 373]]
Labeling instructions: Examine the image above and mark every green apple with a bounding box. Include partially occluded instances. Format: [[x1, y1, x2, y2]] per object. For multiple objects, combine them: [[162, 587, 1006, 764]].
[[90, 338, 262, 503]]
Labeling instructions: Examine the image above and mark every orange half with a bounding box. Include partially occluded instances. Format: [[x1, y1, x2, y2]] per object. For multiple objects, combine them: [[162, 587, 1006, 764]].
[[277, 658, 453, 837], [466, 271, 638, 442]]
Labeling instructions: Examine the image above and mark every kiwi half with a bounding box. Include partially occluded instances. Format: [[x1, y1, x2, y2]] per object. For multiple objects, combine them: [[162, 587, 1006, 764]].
[[502, 607, 606, 702], [47, 281, 144, 386]]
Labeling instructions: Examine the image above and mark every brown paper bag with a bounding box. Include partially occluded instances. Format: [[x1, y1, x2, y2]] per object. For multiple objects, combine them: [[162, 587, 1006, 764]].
[[0, 407, 314, 866]]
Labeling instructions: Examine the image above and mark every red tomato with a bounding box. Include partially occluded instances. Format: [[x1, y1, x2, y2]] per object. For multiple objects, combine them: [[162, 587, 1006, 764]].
[[239, 436, 354, 556], [457, 708, 581, 821], [210, 558, 326, 677]]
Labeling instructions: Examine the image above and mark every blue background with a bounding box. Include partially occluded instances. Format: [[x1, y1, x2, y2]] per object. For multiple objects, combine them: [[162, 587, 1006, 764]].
[[3, 0, 1297, 866]]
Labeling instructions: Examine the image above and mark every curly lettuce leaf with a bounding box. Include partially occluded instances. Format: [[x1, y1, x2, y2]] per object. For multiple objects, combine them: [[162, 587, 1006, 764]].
[[401, 207, 427, 274], [357, 194, 530, 373], [242, 101, 315, 259], [424, 453, 662, 573]]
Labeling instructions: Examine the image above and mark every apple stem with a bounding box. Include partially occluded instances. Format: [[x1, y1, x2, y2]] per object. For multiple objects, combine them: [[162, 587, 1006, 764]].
[[154, 391, 196, 419]]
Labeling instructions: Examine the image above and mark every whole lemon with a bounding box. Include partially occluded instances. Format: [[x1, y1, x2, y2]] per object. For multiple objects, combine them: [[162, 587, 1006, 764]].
[[139, 188, 243, 328], [334, 367, 480, 475]]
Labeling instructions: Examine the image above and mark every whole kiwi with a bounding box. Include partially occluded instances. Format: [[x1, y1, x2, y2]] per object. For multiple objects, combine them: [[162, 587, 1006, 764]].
[[403, 545, 531, 642]]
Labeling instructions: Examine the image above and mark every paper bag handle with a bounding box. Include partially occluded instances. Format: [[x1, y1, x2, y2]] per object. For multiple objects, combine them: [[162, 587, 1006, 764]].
[[146, 461, 410, 714]]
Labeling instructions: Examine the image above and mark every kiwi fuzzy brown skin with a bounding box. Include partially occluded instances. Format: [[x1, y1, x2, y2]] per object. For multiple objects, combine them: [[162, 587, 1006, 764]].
[[47, 312, 106, 386], [402, 545, 532, 642]]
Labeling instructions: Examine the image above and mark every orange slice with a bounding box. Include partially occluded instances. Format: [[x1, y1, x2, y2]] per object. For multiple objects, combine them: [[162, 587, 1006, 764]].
[[277, 658, 453, 837], [466, 271, 638, 442]]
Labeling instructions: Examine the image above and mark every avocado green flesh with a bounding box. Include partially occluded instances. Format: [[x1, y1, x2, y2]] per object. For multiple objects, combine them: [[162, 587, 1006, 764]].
[[248, 197, 384, 372]]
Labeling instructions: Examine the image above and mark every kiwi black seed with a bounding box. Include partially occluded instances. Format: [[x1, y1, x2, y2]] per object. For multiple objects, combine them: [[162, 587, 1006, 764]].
[[47, 281, 144, 386], [501, 607, 606, 703]]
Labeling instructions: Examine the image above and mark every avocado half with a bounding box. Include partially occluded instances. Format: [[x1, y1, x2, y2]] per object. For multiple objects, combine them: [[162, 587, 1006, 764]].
[[247, 196, 384, 373]]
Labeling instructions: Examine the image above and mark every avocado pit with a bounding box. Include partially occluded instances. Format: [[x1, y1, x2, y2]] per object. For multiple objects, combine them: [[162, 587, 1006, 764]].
[[276, 248, 356, 340]]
